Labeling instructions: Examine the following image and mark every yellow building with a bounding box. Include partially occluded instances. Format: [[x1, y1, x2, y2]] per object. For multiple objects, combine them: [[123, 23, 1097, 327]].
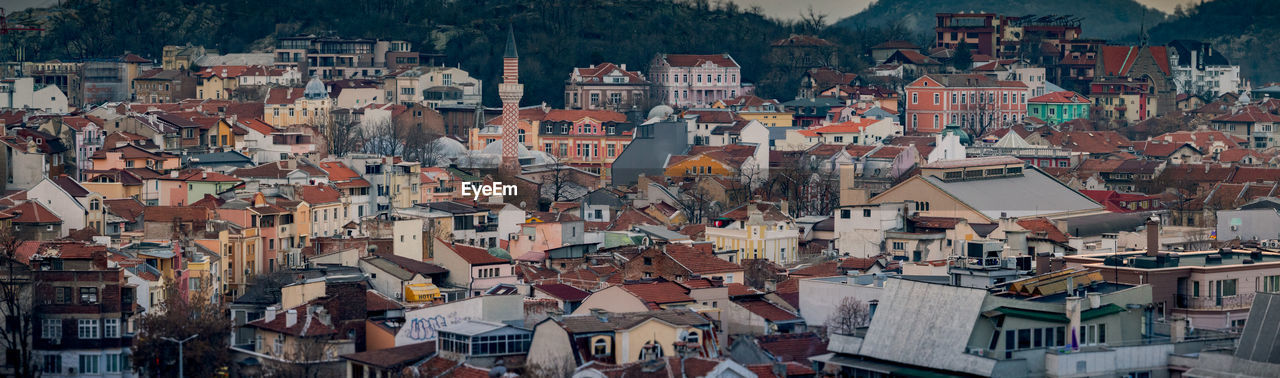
[[527, 309, 712, 369], [713, 95, 792, 127], [263, 78, 333, 127], [195, 66, 250, 100], [705, 202, 799, 264]]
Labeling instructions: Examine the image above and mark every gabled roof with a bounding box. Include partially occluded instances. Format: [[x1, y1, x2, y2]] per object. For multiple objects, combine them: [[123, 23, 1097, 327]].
[[7, 201, 62, 224], [810, 118, 880, 134], [341, 341, 436, 369], [733, 298, 799, 322], [719, 202, 791, 223], [1100, 45, 1171, 76], [621, 281, 695, 306], [663, 244, 743, 274], [375, 254, 448, 276], [756, 332, 829, 363], [51, 176, 90, 197], [542, 109, 629, 123], [557, 309, 709, 334], [534, 283, 590, 302], [297, 185, 341, 205], [657, 53, 739, 68], [1029, 91, 1090, 104], [1016, 218, 1071, 243], [245, 305, 337, 337], [444, 241, 508, 265], [571, 62, 647, 84], [1132, 140, 1199, 158], [265, 88, 307, 105]]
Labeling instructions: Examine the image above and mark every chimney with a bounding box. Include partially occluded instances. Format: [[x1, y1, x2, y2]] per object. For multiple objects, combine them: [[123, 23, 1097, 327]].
[[170, 170, 179, 178], [765, 279, 777, 292], [265, 305, 279, 322], [620, 64, 627, 71], [779, 200, 789, 216], [285, 309, 298, 328], [1035, 252, 1052, 275], [590, 309, 609, 323], [1145, 216, 1160, 257]]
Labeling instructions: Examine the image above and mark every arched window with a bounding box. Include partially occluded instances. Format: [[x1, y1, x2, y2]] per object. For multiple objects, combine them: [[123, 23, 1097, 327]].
[[593, 338, 610, 356]]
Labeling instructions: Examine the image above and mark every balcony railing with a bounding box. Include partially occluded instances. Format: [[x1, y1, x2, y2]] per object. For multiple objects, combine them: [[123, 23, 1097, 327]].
[[1175, 293, 1255, 311]]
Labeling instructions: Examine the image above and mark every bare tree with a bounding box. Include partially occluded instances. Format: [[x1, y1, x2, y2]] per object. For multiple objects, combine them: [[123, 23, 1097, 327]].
[[322, 110, 365, 158], [269, 336, 342, 378], [0, 232, 38, 378], [825, 297, 872, 336], [541, 154, 580, 203], [133, 281, 232, 377], [361, 118, 403, 157], [677, 179, 717, 225], [402, 126, 444, 167]]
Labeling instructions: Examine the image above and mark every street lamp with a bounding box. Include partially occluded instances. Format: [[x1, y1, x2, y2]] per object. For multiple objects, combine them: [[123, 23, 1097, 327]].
[[160, 333, 199, 378]]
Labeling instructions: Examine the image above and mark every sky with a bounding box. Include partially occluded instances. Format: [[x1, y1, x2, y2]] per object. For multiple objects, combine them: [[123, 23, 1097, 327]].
[[731, 0, 1197, 21]]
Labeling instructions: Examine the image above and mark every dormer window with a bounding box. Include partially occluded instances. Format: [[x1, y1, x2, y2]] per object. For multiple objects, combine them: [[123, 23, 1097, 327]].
[[593, 337, 611, 356]]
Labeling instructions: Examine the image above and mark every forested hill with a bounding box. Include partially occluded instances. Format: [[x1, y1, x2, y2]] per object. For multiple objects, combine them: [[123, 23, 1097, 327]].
[[833, 0, 1165, 41], [1147, 0, 1280, 85], [9, 0, 814, 107]]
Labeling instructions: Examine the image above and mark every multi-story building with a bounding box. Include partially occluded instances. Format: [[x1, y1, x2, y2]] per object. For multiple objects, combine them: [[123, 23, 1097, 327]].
[[274, 35, 416, 80], [564, 62, 650, 111], [83, 54, 151, 105], [1027, 90, 1090, 125], [262, 78, 332, 127], [2, 61, 84, 107], [383, 66, 482, 108], [131, 69, 196, 103], [650, 53, 745, 108], [1091, 45, 1175, 122], [1167, 40, 1243, 97], [31, 243, 138, 377], [714, 95, 792, 127], [934, 12, 1006, 57], [536, 109, 634, 178], [706, 201, 800, 265], [904, 74, 1029, 134]]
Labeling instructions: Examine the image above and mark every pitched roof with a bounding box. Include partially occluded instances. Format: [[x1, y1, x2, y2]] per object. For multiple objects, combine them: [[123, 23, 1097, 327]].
[[1029, 91, 1090, 104], [558, 309, 709, 333], [377, 254, 448, 275], [265, 88, 307, 105], [658, 54, 739, 68], [51, 176, 90, 197], [571, 62, 647, 84], [719, 202, 791, 223], [756, 332, 829, 363], [7, 201, 62, 224], [663, 244, 742, 274], [734, 299, 799, 322], [534, 283, 591, 302], [245, 306, 337, 337], [444, 241, 508, 265], [1016, 218, 1071, 243], [297, 185, 342, 205], [621, 281, 695, 306], [810, 118, 880, 134], [542, 109, 628, 123], [1100, 45, 1171, 76], [341, 341, 435, 369]]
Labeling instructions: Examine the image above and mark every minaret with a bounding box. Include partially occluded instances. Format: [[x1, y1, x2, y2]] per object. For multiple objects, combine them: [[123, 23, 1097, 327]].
[[498, 27, 523, 175]]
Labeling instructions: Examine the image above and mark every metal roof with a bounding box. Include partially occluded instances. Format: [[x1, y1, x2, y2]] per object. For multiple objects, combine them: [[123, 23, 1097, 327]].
[[923, 166, 1102, 220]]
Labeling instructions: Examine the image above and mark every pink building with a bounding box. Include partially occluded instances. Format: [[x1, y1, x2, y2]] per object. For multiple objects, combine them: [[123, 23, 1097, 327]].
[[650, 53, 746, 108], [564, 62, 650, 110], [904, 74, 1029, 134]]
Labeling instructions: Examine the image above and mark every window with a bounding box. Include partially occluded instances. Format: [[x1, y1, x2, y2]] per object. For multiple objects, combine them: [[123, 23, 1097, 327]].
[[1263, 276, 1280, 293], [1220, 278, 1238, 297], [79, 287, 99, 304], [42, 318, 61, 339], [43, 355, 61, 374], [78, 319, 99, 339], [863, 209, 872, 217], [892, 242, 905, 250], [593, 338, 610, 356], [55, 287, 72, 304], [106, 352, 127, 373], [911, 93, 918, 104], [840, 209, 851, 219], [274, 334, 285, 355], [104, 318, 119, 338], [933, 93, 940, 104]]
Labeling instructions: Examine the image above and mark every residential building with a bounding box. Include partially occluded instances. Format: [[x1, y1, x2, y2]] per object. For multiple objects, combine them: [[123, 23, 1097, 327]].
[[274, 35, 416, 80], [1167, 40, 1242, 97], [431, 239, 514, 297], [0, 77, 68, 113], [535, 109, 635, 178], [1027, 91, 1090, 125], [714, 95, 792, 127], [904, 74, 1029, 134], [650, 53, 745, 108], [1091, 45, 1176, 121], [622, 244, 745, 283], [30, 243, 138, 378], [131, 69, 196, 103], [263, 78, 333, 127], [706, 201, 800, 265], [526, 309, 714, 369], [384, 66, 482, 108], [564, 62, 650, 111]]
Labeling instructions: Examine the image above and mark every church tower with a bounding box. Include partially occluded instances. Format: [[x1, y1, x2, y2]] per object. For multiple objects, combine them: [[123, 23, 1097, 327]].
[[498, 27, 523, 174]]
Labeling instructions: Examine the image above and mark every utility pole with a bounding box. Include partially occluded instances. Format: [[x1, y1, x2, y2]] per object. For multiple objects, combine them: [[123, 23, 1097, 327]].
[[160, 333, 199, 378]]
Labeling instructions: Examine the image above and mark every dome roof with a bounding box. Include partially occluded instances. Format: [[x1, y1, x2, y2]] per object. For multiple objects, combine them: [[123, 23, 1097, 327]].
[[647, 105, 674, 121], [940, 124, 972, 145], [304, 77, 328, 100], [480, 140, 554, 166], [430, 137, 467, 159]]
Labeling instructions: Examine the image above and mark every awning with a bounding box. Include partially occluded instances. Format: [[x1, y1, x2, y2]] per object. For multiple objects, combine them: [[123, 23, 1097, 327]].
[[404, 283, 440, 302], [990, 306, 1070, 323], [1081, 304, 1127, 321]]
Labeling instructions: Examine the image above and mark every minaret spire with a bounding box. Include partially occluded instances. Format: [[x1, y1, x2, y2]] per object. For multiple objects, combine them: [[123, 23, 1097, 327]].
[[498, 25, 524, 175]]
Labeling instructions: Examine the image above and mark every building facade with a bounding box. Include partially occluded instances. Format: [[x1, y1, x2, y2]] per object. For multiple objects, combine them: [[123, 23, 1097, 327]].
[[904, 74, 1029, 134], [650, 54, 745, 108]]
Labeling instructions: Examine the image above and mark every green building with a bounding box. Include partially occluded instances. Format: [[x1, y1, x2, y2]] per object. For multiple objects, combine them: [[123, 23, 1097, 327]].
[[1028, 91, 1090, 125]]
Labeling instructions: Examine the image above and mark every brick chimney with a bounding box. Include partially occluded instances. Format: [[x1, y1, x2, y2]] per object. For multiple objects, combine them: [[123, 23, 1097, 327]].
[[1145, 216, 1160, 257]]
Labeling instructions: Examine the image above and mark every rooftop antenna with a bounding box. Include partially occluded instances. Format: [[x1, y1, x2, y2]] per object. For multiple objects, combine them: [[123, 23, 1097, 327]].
[[1138, 9, 1149, 47]]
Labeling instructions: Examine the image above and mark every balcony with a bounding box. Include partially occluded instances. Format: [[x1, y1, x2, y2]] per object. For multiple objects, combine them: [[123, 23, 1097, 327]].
[[476, 224, 498, 233], [1175, 293, 1254, 311]]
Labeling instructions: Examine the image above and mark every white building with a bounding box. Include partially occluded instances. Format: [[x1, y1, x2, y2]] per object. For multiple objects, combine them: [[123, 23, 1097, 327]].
[[1168, 40, 1243, 97], [384, 66, 482, 108], [833, 202, 910, 258], [0, 77, 69, 113]]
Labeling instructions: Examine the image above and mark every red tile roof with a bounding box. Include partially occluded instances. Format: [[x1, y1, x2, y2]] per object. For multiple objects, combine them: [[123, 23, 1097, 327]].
[[756, 332, 829, 363], [658, 53, 739, 68], [542, 109, 628, 123], [246, 306, 337, 337], [366, 290, 404, 312], [788, 261, 839, 277], [838, 257, 879, 271], [297, 185, 342, 205], [265, 88, 307, 105], [572, 62, 647, 84], [732, 299, 798, 322], [621, 281, 695, 305], [1029, 91, 1090, 104], [444, 241, 508, 265], [811, 118, 880, 134], [1016, 218, 1071, 243], [719, 202, 791, 223], [726, 283, 761, 296], [235, 118, 277, 135], [663, 244, 742, 274], [534, 283, 591, 302], [7, 201, 62, 224], [1100, 46, 1171, 76]]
